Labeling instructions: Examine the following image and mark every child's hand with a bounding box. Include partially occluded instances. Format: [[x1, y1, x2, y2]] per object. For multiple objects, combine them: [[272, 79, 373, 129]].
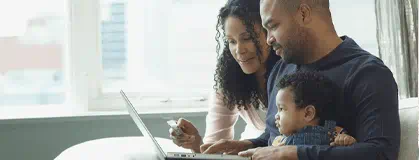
[[278, 141, 285, 146], [272, 135, 286, 147], [330, 133, 356, 146]]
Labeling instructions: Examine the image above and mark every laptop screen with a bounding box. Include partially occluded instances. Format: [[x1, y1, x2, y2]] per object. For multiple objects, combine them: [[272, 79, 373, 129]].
[[121, 90, 167, 159]]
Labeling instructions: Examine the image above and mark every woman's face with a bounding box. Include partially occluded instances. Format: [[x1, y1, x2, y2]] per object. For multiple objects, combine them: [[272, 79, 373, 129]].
[[224, 16, 270, 74]]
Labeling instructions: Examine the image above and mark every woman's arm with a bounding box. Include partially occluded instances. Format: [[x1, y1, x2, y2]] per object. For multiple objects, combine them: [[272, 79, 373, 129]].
[[203, 92, 240, 144], [170, 92, 241, 153]]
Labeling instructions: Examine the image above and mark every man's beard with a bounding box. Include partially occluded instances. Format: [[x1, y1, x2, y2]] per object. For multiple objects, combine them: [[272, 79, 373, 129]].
[[275, 26, 310, 64]]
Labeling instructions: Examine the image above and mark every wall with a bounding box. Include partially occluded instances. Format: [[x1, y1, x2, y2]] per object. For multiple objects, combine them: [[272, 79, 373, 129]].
[[0, 113, 246, 160]]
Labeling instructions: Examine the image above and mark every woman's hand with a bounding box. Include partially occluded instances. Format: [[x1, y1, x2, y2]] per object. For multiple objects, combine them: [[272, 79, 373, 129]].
[[199, 143, 214, 153], [201, 139, 253, 155], [169, 118, 203, 153]]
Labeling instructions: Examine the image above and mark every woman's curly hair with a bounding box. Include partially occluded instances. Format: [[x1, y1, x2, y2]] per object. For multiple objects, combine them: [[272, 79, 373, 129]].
[[214, 0, 281, 110]]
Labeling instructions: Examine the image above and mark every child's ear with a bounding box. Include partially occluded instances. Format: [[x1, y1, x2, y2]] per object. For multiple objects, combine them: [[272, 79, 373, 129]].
[[304, 105, 316, 122]]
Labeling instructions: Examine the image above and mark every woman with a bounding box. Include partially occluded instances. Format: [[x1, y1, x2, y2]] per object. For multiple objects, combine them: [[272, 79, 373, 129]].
[[169, 0, 280, 153]]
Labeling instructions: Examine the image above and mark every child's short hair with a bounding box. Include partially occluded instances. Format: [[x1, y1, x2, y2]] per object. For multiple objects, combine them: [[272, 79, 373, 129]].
[[276, 71, 339, 125]]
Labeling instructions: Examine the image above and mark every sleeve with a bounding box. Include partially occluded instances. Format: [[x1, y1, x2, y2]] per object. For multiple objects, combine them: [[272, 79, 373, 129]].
[[247, 127, 270, 147], [202, 91, 240, 144], [246, 61, 282, 148], [297, 62, 401, 160]]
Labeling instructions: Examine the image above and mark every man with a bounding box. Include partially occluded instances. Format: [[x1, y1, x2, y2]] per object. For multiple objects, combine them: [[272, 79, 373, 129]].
[[202, 0, 400, 159]]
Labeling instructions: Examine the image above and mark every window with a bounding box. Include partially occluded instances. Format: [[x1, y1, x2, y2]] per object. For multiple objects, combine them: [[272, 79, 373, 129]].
[[91, 0, 227, 110], [0, 0, 385, 111], [101, 0, 127, 92], [90, 0, 381, 110], [0, 0, 68, 106], [330, 0, 379, 56], [100, 0, 224, 93]]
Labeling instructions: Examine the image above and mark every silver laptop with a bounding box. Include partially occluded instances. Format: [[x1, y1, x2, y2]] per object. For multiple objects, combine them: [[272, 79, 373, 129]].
[[121, 90, 250, 160]]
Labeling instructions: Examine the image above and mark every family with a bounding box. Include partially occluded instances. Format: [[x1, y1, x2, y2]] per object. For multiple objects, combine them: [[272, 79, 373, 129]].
[[169, 0, 400, 159]]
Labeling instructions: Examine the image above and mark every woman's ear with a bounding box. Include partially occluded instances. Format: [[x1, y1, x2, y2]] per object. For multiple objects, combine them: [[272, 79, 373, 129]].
[[304, 105, 317, 122]]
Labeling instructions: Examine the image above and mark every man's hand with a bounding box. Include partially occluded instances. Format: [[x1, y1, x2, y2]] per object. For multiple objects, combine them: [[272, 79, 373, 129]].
[[238, 147, 260, 157], [238, 146, 298, 160], [201, 139, 253, 155]]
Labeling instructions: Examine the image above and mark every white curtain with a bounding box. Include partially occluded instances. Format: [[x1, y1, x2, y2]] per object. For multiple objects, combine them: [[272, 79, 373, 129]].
[[375, 0, 418, 98]]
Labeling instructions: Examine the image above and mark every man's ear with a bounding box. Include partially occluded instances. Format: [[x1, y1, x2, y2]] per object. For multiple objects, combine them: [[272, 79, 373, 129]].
[[297, 3, 312, 25], [304, 105, 316, 122]]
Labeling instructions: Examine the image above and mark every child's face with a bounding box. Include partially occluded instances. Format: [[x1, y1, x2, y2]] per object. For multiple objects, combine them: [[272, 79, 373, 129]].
[[275, 88, 306, 136]]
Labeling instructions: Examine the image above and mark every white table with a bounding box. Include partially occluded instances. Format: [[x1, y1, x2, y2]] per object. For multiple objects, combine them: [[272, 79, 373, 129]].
[[55, 137, 191, 160]]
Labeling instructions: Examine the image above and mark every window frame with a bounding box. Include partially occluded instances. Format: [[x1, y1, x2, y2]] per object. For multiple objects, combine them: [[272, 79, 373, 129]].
[[70, 0, 211, 111]]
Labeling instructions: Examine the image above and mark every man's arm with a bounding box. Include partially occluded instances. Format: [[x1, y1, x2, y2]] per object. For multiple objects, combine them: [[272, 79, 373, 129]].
[[247, 128, 270, 148], [246, 60, 283, 148], [296, 62, 401, 160]]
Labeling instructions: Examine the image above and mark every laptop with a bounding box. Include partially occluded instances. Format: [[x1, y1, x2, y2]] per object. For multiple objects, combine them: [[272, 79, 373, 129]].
[[121, 90, 250, 160]]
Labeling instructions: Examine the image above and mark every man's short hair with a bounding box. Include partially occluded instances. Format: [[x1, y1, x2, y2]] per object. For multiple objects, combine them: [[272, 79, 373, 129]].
[[269, 0, 330, 13]]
